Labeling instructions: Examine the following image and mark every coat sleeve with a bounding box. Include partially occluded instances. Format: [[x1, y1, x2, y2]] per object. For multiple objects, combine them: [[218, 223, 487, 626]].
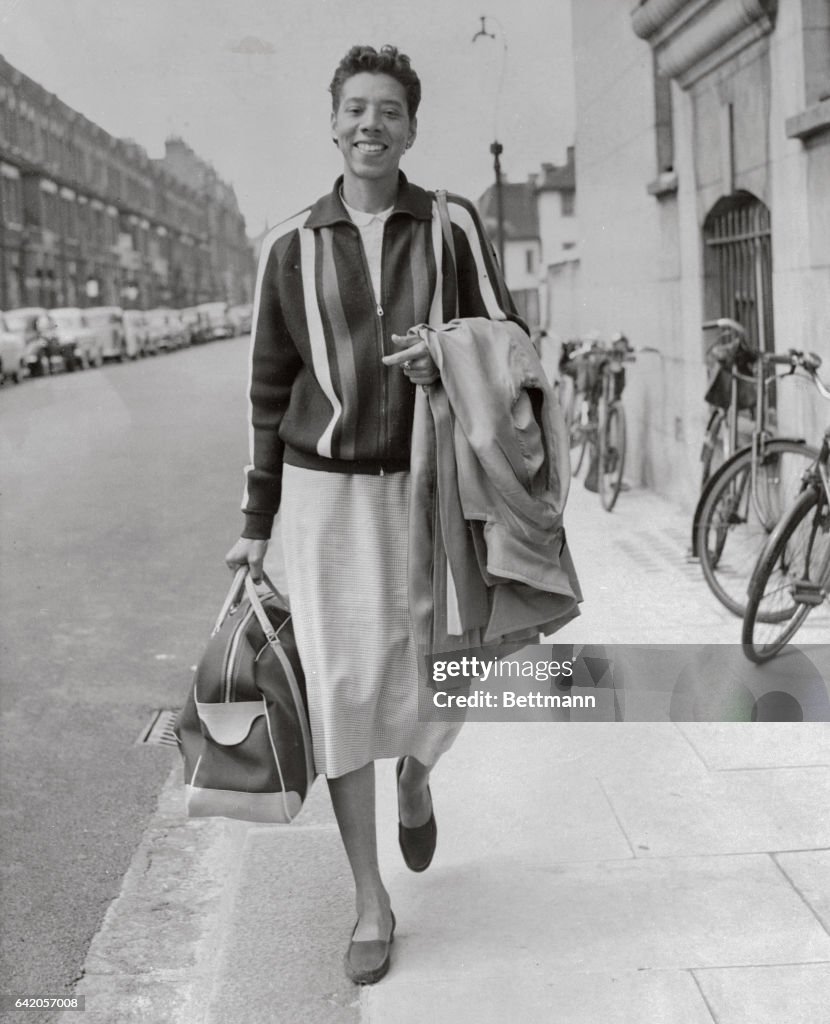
[[241, 232, 302, 540], [444, 193, 528, 334]]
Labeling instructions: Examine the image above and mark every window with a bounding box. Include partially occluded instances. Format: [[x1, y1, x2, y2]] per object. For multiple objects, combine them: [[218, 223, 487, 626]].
[[802, 0, 830, 107], [525, 248, 536, 274], [654, 55, 674, 173], [561, 191, 575, 217], [64, 197, 78, 240], [703, 191, 773, 353], [1, 175, 23, 226]]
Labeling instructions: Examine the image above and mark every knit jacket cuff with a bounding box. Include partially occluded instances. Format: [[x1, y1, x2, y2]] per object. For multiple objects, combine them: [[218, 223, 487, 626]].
[[241, 510, 275, 541]]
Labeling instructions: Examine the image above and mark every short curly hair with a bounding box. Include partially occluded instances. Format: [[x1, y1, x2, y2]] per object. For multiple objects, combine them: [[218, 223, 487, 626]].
[[329, 45, 421, 119]]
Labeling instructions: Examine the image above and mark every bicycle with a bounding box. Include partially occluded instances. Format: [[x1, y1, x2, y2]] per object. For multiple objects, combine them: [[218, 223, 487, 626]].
[[695, 346, 821, 618], [699, 318, 757, 488], [742, 355, 830, 661], [565, 333, 636, 512]]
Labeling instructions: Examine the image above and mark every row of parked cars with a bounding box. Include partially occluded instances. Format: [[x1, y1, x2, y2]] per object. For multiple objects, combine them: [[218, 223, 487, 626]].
[[0, 301, 253, 383]]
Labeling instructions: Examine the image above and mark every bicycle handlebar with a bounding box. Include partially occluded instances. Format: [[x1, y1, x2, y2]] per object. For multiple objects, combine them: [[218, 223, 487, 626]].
[[763, 348, 830, 400], [702, 318, 747, 338]]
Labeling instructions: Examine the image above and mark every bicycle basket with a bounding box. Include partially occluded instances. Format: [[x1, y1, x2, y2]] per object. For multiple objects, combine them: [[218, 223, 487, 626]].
[[704, 366, 756, 411]]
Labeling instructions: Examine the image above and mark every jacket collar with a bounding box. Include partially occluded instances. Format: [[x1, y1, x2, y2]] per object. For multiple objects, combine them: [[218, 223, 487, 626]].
[[304, 172, 433, 229]]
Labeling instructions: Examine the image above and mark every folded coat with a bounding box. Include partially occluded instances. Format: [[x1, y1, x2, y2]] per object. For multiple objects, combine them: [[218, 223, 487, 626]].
[[408, 316, 583, 680]]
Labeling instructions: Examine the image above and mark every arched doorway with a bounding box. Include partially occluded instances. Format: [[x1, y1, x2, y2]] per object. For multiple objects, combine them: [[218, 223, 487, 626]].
[[703, 191, 773, 353]]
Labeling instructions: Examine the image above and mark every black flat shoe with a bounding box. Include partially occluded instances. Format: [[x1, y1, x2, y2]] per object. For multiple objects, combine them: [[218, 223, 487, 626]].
[[344, 911, 396, 985], [396, 757, 437, 872]]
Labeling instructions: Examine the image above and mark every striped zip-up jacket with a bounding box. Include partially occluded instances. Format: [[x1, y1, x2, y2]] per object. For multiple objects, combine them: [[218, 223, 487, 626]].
[[242, 173, 520, 540]]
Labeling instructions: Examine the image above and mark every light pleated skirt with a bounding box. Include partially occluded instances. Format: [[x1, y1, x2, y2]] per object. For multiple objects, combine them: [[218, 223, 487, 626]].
[[279, 462, 462, 778]]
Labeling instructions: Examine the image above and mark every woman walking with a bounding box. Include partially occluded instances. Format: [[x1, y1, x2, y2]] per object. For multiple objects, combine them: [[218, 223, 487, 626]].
[[225, 43, 520, 985]]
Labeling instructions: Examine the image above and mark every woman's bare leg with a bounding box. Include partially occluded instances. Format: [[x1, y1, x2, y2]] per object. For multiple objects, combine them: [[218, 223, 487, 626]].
[[397, 755, 432, 827], [327, 762, 393, 941]]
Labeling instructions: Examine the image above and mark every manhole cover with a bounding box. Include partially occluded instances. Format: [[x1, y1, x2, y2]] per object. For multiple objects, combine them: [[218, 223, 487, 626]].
[[137, 709, 180, 747]]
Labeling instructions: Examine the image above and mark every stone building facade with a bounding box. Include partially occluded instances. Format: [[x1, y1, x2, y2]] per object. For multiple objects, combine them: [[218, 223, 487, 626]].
[[0, 55, 253, 311], [558, 0, 829, 508]]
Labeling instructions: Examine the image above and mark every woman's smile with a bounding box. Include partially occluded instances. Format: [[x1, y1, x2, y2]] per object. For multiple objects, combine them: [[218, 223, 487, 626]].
[[332, 72, 416, 191]]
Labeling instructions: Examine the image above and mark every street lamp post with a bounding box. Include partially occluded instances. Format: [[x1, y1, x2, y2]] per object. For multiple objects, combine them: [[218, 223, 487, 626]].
[[473, 15, 509, 277], [490, 140, 505, 273]]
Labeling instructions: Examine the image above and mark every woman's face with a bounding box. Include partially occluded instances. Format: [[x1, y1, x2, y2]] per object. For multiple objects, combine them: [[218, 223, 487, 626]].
[[331, 72, 416, 186]]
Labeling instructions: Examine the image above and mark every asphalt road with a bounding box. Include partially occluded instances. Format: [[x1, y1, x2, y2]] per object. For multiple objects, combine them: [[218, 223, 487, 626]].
[[0, 338, 254, 1021]]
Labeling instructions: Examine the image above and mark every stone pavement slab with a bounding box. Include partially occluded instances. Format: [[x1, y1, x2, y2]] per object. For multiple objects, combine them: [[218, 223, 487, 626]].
[[775, 850, 830, 933], [203, 828, 359, 1024], [202, 782, 360, 1024], [418, 726, 635, 865], [677, 722, 830, 770], [600, 764, 830, 856], [374, 853, 830, 977], [559, 484, 830, 645], [366, 967, 714, 1024], [694, 963, 830, 1024]]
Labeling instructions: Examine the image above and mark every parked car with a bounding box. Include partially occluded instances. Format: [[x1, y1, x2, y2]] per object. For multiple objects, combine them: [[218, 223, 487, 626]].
[[48, 307, 103, 370], [85, 306, 127, 361], [146, 308, 185, 352], [195, 301, 234, 341], [122, 310, 152, 357], [180, 306, 207, 345], [145, 309, 169, 352], [166, 310, 190, 349], [2, 307, 56, 376], [227, 303, 253, 337], [0, 312, 27, 383]]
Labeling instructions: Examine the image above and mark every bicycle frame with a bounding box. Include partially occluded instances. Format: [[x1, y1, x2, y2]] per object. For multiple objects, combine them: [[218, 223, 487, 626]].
[[690, 350, 812, 557]]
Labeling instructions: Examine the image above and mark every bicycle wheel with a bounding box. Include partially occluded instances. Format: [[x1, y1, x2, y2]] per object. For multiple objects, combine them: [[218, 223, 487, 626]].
[[598, 401, 626, 511], [700, 408, 726, 488], [742, 487, 830, 662], [566, 392, 588, 475], [697, 439, 819, 618]]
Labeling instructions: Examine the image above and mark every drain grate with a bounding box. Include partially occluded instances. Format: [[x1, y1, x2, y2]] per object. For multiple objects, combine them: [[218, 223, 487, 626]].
[[137, 709, 181, 747]]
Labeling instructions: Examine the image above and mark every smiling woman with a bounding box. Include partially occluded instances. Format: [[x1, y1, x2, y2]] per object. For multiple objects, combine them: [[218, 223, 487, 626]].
[[224, 43, 523, 987]]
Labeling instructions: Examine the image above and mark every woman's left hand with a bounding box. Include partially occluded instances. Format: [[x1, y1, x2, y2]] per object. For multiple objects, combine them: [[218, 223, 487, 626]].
[[383, 333, 440, 386]]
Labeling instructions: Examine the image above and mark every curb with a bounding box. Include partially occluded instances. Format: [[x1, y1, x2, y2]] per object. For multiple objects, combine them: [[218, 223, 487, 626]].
[[57, 763, 248, 1024]]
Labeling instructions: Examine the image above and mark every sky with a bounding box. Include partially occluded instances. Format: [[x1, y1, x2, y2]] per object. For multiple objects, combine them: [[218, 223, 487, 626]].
[[0, 0, 575, 233]]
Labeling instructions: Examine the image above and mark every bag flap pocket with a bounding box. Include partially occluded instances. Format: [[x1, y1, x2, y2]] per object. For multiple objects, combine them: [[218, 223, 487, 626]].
[[195, 700, 265, 745]]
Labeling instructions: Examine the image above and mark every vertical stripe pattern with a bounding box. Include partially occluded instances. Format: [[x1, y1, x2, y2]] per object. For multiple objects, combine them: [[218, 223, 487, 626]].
[[242, 213, 306, 509], [299, 225, 341, 458], [319, 227, 359, 460], [408, 220, 432, 321], [428, 208, 445, 326], [448, 202, 508, 320]]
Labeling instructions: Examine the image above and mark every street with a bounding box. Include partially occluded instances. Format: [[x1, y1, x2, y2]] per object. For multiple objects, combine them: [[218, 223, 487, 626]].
[[0, 339, 253, 1020]]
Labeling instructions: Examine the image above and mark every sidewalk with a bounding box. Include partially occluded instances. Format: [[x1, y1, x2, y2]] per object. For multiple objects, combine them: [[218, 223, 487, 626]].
[[63, 484, 830, 1024]]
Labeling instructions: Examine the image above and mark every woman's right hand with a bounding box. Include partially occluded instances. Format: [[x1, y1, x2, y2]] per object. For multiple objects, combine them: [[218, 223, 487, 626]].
[[224, 537, 269, 584]]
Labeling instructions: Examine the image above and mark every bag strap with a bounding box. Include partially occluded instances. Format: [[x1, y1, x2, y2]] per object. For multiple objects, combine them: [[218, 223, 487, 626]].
[[435, 190, 459, 319], [243, 572, 287, 646], [212, 567, 287, 635], [243, 572, 316, 786]]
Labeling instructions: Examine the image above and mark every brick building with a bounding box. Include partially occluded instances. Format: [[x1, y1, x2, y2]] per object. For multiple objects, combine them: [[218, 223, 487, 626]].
[[0, 55, 254, 311]]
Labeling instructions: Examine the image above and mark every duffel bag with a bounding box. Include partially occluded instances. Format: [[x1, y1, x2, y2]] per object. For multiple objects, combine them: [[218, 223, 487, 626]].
[[174, 568, 314, 823]]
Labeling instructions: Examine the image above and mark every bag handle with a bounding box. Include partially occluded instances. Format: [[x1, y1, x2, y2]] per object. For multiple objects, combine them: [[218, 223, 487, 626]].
[[212, 567, 288, 635], [243, 572, 287, 647], [435, 190, 459, 319]]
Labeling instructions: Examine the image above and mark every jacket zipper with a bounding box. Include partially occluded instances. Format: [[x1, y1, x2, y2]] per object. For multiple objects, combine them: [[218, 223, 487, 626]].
[[378, 223, 388, 460]]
